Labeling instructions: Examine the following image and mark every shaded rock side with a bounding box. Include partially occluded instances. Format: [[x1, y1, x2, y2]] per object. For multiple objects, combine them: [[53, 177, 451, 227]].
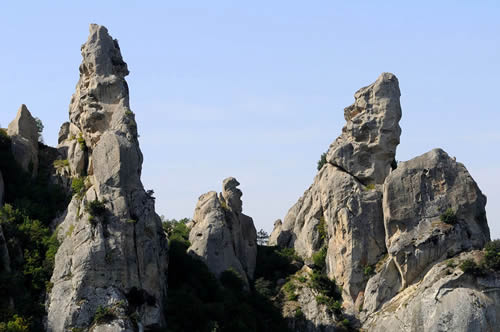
[[363, 251, 500, 332], [188, 177, 257, 286], [363, 148, 490, 314], [270, 163, 386, 308], [47, 24, 168, 332], [7, 104, 39, 177], [326, 72, 401, 185], [0, 170, 4, 206]]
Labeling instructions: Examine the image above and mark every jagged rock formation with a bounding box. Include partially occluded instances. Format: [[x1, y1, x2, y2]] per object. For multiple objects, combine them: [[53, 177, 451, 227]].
[[326, 72, 401, 185], [270, 73, 493, 331], [7, 104, 39, 177], [188, 177, 257, 286], [47, 24, 168, 331]]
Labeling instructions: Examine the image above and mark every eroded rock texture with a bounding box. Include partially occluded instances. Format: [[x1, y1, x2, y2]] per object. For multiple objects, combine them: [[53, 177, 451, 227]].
[[271, 72, 493, 331], [188, 177, 257, 286], [326, 72, 401, 185], [47, 24, 168, 332], [7, 104, 39, 177]]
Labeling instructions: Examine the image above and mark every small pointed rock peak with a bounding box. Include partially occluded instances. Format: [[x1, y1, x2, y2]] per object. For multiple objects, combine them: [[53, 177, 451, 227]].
[[327, 72, 402, 184], [222, 177, 243, 213], [81, 24, 129, 78], [7, 104, 38, 142]]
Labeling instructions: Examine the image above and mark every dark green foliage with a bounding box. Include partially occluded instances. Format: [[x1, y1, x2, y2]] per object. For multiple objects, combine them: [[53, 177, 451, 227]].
[[254, 278, 272, 298], [363, 265, 375, 278], [294, 308, 304, 319], [257, 229, 270, 246], [76, 133, 87, 151], [309, 269, 341, 302], [254, 246, 302, 293], [312, 247, 327, 270], [0, 205, 60, 331], [71, 177, 85, 197], [317, 152, 327, 171], [483, 240, 500, 270], [0, 140, 67, 330], [459, 259, 483, 276], [166, 235, 291, 331], [440, 208, 457, 224], [317, 216, 327, 242], [93, 305, 116, 325], [85, 199, 106, 217], [162, 218, 190, 247]]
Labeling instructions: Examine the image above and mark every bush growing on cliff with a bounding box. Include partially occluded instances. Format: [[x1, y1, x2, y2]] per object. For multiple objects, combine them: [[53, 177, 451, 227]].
[[483, 240, 500, 271], [440, 208, 457, 224], [317, 152, 327, 171]]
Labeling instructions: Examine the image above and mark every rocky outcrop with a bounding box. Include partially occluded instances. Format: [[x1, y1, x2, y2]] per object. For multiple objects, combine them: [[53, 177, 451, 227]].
[[271, 72, 493, 331], [47, 24, 168, 332], [363, 251, 500, 332], [326, 72, 401, 185], [188, 177, 257, 286], [362, 148, 489, 314], [7, 104, 39, 177], [270, 73, 398, 308]]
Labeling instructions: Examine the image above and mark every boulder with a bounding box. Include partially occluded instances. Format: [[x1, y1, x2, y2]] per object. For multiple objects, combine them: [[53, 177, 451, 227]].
[[7, 104, 39, 176], [47, 24, 168, 332], [383, 148, 489, 288], [188, 177, 257, 286], [326, 72, 401, 185]]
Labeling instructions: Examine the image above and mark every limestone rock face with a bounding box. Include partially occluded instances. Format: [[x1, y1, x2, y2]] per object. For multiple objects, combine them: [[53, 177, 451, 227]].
[[47, 24, 168, 332], [383, 148, 489, 288], [326, 72, 401, 185], [188, 177, 257, 286], [363, 251, 500, 332], [7, 104, 39, 176], [0, 170, 4, 206], [270, 164, 386, 307]]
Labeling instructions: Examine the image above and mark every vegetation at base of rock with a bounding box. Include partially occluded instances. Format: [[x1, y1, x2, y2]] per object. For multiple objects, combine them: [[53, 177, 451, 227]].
[[0, 204, 60, 331], [312, 246, 327, 270], [363, 265, 375, 277], [440, 208, 457, 224], [0, 136, 68, 330], [317, 152, 327, 171], [165, 223, 291, 331], [71, 177, 85, 197], [364, 183, 375, 191]]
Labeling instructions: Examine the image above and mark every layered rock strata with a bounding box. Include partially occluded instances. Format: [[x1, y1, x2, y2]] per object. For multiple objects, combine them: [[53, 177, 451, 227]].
[[47, 24, 168, 331], [7, 104, 39, 177], [188, 177, 257, 286]]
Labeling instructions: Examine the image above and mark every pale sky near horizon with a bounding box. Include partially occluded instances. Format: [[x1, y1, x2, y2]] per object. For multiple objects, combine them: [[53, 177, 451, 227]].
[[1, 1, 499, 238]]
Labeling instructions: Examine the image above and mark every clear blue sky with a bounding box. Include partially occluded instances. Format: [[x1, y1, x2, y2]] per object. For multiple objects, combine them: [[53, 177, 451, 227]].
[[1, 1, 499, 237]]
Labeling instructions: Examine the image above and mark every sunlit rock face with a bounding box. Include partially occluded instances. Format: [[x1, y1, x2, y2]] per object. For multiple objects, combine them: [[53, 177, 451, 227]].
[[188, 177, 257, 287], [47, 24, 168, 332]]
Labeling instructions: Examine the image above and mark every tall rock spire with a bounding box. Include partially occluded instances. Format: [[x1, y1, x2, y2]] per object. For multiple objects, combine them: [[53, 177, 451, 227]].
[[47, 24, 168, 331]]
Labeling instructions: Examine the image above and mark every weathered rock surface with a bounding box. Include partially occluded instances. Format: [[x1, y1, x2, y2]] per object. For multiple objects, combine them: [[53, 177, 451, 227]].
[[270, 73, 398, 308], [188, 177, 257, 286], [47, 24, 168, 332], [326, 72, 401, 185], [363, 251, 500, 332], [384, 148, 489, 287], [271, 72, 494, 331], [7, 104, 39, 176]]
